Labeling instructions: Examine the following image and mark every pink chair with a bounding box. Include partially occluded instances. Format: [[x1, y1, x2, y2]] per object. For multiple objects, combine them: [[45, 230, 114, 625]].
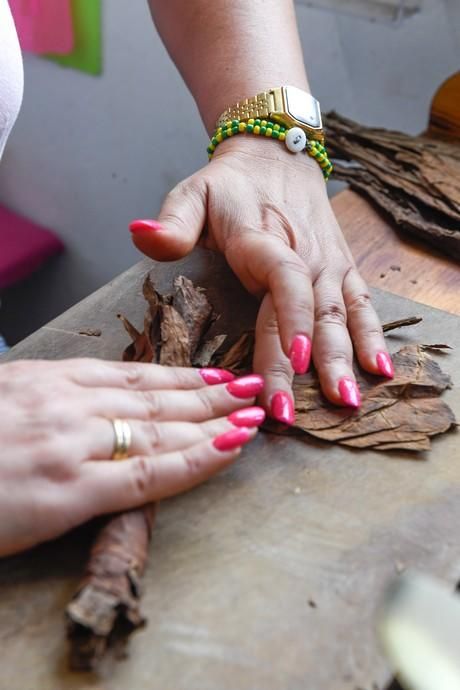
[[0, 204, 64, 289]]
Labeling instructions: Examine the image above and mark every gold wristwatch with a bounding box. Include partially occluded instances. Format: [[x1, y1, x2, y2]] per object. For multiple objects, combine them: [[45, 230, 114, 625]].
[[216, 85, 324, 141]]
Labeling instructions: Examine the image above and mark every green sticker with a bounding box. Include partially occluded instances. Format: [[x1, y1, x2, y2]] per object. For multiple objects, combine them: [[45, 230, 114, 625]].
[[46, 0, 102, 76]]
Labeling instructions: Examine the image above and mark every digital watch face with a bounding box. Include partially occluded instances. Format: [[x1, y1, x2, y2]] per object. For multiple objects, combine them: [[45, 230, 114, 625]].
[[285, 86, 322, 129]]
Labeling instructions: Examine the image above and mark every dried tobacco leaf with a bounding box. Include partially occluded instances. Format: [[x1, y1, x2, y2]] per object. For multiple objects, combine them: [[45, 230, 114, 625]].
[[216, 331, 255, 375], [193, 334, 228, 367], [172, 276, 213, 355], [324, 111, 460, 258], [211, 335, 456, 453], [159, 304, 191, 366], [66, 505, 156, 670], [289, 345, 455, 452]]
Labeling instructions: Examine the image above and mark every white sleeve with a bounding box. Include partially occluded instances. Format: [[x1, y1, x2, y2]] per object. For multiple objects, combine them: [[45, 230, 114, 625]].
[[0, 0, 24, 160]]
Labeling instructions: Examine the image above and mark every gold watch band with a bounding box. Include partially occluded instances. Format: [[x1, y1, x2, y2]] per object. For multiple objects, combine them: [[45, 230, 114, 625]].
[[216, 90, 275, 129]]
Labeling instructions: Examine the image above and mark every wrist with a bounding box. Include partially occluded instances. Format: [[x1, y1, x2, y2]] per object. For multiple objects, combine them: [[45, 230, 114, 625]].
[[211, 134, 326, 185]]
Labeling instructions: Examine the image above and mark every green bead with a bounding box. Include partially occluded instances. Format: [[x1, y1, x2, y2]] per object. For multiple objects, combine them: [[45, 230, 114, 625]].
[[260, 126, 267, 135], [232, 119, 239, 127], [254, 119, 261, 126], [222, 129, 228, 139], [212, 137, 218, 146], [232, 126, 239, 134], [246, 124, 254, 133], [272, 130, 280, 138]]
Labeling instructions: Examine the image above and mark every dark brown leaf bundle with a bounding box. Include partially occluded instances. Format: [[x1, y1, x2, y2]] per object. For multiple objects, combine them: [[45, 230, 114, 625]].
[[324, 111, 460, 258]]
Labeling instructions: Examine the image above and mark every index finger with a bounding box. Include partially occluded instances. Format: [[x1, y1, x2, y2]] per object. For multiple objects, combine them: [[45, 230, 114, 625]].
[[64, 360, 235, 390], [247, 238, 314, 375]]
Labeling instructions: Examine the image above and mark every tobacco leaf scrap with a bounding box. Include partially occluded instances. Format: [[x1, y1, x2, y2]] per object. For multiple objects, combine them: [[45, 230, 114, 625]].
[[212, 334, 456, 452], [291, 345, 455, 452]]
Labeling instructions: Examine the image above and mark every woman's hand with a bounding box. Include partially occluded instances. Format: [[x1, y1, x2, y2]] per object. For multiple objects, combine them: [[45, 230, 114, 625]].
[[129, 138, 394, 423], [0, 359, 264, 556]]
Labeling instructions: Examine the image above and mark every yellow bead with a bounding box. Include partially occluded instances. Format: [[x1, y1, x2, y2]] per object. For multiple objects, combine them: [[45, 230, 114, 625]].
[[226, 128, 233, 137], [261, 120, 267, 127], [216, 133, 223, 143], [239, 122, 246, 132], [253, 125, 261, 135], [225, 121, 232, 128], [273, 123, 280, 131], [278, 132, 286, 141], [208, 144, 215, 152], [248, 118, 255, 125], [265, 128, 273, 137]]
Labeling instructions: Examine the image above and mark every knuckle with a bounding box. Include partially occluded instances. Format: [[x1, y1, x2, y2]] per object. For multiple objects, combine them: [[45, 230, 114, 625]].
[[32, 439, 79, 481], [315, 302, 347, 326], [130, 456, 157, 499], [365, 326, 384, 338], [124, 364, 143, 387], [183, 450, 203, 478], [144, 421, 162, 453], [195, 388, 217, 418], [270, 257, 308, 282], [259, 312, 280, 337], [265, 362, 292, 383], [347, 292, 372, 314], [321, 350, 350, 368], [141, 390, 162, 420]]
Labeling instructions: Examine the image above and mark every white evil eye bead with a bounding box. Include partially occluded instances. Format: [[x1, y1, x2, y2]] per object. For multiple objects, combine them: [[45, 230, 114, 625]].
[[285, 127, 307, 153]]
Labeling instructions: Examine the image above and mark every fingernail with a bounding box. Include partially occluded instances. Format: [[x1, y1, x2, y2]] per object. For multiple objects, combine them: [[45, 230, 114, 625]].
[[289, 334, 312, 375], [213, 427, 252, 451], [338, 377, 361, 408], [199, 368, 235, 385], [226, 375, 264, 399], [129, 219, 163, 234], [228, 406, 266, 428], [376, 352, 394, 379], [270, 391, 295, 425]]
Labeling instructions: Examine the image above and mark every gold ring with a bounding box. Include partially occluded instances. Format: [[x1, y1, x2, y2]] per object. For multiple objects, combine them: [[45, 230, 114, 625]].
[[111, 418, 132, 460]]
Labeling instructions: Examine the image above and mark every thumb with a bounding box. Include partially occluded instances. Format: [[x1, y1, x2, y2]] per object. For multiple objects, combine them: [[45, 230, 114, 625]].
[[129, 175, 207, 261]]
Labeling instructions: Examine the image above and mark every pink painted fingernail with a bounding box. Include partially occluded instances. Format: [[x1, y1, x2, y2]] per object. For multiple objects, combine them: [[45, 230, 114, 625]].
[[338, 377, 361, 408], [199, 368, 235, 385], [376, 352, 394, 379], [129, 219, 163, 234], [226, 375, 264, 399], [213, 427, 252, 451], [289, 334, 312, 375], [228, 406, 266, 428], [270, 391, 295, 425]]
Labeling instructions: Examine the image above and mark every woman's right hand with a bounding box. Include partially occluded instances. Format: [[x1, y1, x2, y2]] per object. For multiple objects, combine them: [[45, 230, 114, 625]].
[[0, 359, 265, 557]]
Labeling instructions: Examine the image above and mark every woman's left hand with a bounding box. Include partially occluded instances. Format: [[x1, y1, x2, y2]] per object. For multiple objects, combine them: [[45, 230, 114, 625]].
[[130, 136, 393, 423]]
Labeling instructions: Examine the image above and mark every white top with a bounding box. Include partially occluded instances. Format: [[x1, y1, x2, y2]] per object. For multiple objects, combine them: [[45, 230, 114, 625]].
[[0, 0, 23, 160]]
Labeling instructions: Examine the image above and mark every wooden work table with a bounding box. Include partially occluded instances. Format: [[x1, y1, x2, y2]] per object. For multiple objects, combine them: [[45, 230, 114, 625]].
[[0, 190, 459, 690]]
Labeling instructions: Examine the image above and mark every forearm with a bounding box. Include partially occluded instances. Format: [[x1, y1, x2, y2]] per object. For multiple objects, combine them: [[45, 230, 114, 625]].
[[148, 0, 309, 133]]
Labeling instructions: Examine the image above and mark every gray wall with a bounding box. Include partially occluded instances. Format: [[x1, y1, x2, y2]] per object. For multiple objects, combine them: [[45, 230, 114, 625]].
[[0, 0, 459, 338]]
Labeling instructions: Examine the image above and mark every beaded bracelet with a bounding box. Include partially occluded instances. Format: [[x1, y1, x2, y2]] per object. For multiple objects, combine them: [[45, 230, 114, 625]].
[[207, 118, 333, 180]]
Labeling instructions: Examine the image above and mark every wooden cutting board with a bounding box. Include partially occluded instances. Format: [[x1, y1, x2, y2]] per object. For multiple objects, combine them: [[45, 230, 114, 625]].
[[0, 250, 458, 690]]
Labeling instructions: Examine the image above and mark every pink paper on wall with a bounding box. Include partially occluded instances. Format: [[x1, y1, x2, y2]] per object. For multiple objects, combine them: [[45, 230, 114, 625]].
[[9, 0, 74, 55]]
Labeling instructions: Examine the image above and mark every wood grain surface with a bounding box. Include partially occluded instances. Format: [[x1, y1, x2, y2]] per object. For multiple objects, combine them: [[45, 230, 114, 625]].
[[0, 248, 458, 690], [335, 190, 460, 315]]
